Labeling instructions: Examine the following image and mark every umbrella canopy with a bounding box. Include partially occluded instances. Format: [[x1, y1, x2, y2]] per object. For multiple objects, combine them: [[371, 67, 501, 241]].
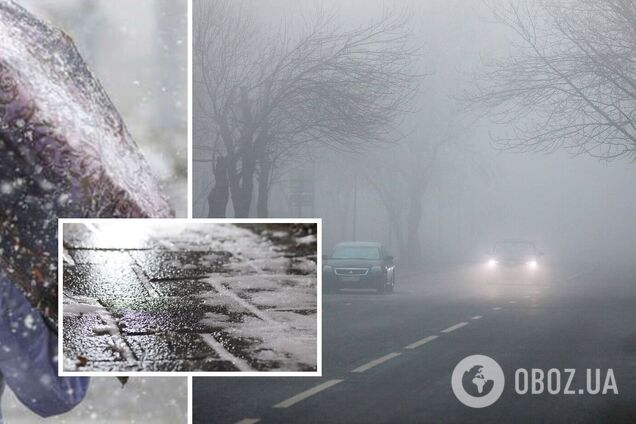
[[0, 0, 173, 328]]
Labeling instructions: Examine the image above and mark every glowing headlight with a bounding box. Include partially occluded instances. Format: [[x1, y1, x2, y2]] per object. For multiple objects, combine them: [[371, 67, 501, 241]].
[[487, 259, 498, 268], [526, 260, 538, 270], [323, 265, 333, 273]]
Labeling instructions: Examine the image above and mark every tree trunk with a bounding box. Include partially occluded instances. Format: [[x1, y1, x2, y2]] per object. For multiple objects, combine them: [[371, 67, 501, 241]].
[[232, 151, 256, 217], [256, 161, 271, 218], [405, 184, 423, 265], [207, 156, 229, 217]]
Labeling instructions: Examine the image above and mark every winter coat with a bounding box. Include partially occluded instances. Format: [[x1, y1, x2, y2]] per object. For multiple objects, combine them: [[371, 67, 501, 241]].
[[0, 274, 89, 422]]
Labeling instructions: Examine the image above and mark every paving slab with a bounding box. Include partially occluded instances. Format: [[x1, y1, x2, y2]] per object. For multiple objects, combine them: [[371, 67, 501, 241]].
[[61, 222, 318, 372]]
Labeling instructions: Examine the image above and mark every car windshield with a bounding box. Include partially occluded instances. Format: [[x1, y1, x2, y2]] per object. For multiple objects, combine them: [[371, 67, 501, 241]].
[[331, 246, 380, 260], [494, 241, 535, 256]]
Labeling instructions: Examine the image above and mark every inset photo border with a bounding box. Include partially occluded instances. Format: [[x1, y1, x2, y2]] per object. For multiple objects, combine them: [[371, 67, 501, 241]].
[[57, 218, 321, 377]]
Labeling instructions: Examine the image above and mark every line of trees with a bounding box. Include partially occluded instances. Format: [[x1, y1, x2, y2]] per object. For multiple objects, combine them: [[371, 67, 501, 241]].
[[194, 0, 420, 217], [470, 0, 636, 161]]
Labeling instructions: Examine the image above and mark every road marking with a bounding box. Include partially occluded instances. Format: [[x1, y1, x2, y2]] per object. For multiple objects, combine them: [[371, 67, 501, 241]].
[[441, 322, 468, 333], [235, 419, 260, 424], [523, 295, 530, 298], [352, 352, 401, 373], [404, 335, 438, 350], [492, 306, 502, 311], [199, 334, 254, 372], [205, 278, 276, 324], [62, 249, 75, 266], [131, 263, 160, 298], [471, 315, 482, 320], [509, 300, 517, 304], [273, 379, 343, 408]]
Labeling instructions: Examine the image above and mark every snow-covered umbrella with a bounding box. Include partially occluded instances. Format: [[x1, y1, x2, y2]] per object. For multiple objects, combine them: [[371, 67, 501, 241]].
[[0, 0, 173, 329]]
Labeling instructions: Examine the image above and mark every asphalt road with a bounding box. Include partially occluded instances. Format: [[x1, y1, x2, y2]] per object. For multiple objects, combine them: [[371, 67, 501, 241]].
[[193, 262, 636, 423]]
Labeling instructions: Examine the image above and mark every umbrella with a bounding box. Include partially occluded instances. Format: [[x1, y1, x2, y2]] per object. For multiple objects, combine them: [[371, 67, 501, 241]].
[[0, 0, 173, 329]]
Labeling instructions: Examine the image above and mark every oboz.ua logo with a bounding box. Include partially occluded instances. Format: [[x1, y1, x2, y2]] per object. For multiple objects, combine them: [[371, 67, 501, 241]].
[[451, 355, 505, 408], [452, 355, 619, 408]]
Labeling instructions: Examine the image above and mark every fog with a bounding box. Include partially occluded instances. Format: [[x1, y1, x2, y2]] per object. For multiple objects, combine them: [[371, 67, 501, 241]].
[[193, 0, 636, 267]]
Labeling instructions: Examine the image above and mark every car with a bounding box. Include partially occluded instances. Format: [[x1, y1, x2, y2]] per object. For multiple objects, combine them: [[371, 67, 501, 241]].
[[484, 239, 543, 272], [323, 242, 395, 293]]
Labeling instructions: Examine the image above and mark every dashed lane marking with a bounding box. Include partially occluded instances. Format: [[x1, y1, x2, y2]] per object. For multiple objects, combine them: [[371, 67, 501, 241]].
[[273, 379, 344, 408], [509, 300, 517, 304], [235, 419, 260, 424], [471, 315, 482, 320], [492, 306, 502, 311], [441, 322, 468, 333], [199, 334, 254, 372], [352, 352, 402, 373], [404, 335, 438, 350]]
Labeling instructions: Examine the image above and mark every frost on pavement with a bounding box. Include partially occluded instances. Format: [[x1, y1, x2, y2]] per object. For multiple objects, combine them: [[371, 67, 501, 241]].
[[62, 222, 318, 372]]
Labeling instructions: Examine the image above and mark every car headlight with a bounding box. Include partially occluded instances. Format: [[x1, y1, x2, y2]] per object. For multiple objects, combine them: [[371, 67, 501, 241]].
[[526, 260, 538, 269], [323, 265, 333, 273], [487, 259, 498, 268], [371, 265, 383, 273]]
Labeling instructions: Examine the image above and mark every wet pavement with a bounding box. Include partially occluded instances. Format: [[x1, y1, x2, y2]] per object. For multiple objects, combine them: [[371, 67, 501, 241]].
[[62, 222, 318, 372]]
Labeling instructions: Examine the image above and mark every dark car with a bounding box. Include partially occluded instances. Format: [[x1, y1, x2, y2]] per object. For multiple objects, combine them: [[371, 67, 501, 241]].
[[485, 239, 543, 271], [323, 242, 395, 293]]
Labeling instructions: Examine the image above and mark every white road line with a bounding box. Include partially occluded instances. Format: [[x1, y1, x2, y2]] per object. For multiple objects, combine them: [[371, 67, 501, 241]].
[[205, 278, 276, 324], [509, 300, 517, 304], [492, 306, 502, 311], [235, 419, 260, 424], [199, 334, 254, 372], [352, 352, 401, 373], [130, 263, 160, 298], [523, 295, 530, 299], [404, 335, 438, 350], [62, 249, 75, 266], [273, 379, 344, 408], [441, 322, 468, 333], [471, 315, 482, 320]]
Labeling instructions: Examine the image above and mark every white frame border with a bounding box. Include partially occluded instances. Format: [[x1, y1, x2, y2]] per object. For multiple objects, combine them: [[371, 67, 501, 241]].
[[57, 218, 322, 378]]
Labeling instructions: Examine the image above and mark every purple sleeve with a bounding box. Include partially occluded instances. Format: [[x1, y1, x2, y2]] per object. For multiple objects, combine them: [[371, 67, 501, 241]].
[[0, 276, 89, 417]]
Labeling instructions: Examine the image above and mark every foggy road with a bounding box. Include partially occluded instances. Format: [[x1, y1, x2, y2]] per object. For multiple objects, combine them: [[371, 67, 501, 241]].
[[193, 263, 636, 423]]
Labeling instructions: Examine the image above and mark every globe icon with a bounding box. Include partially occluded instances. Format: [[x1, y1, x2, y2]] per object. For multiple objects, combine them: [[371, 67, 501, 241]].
[[461, 365, 495, 397]]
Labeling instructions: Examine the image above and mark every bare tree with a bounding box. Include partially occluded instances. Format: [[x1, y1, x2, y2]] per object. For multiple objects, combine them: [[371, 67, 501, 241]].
[[193, 0, 419, 217], [470, 0, 636, 160], [360, 108, 468, 264]]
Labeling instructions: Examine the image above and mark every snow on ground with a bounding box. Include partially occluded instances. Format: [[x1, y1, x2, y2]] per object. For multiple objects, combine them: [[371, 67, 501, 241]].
[[62, 222, 318, 372], [196, 224, 317, 370]]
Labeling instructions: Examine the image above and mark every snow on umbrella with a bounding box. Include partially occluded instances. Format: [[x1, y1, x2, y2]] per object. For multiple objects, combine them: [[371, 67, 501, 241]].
[[0, 0, 173, 329]]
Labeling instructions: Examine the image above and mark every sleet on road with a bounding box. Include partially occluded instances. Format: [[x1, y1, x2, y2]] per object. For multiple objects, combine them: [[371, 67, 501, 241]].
[[62, 222, 318, 372]]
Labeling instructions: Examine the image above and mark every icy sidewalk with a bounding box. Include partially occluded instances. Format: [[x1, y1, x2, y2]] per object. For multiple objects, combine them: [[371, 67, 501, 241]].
[[62, 223, 317, 372]]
